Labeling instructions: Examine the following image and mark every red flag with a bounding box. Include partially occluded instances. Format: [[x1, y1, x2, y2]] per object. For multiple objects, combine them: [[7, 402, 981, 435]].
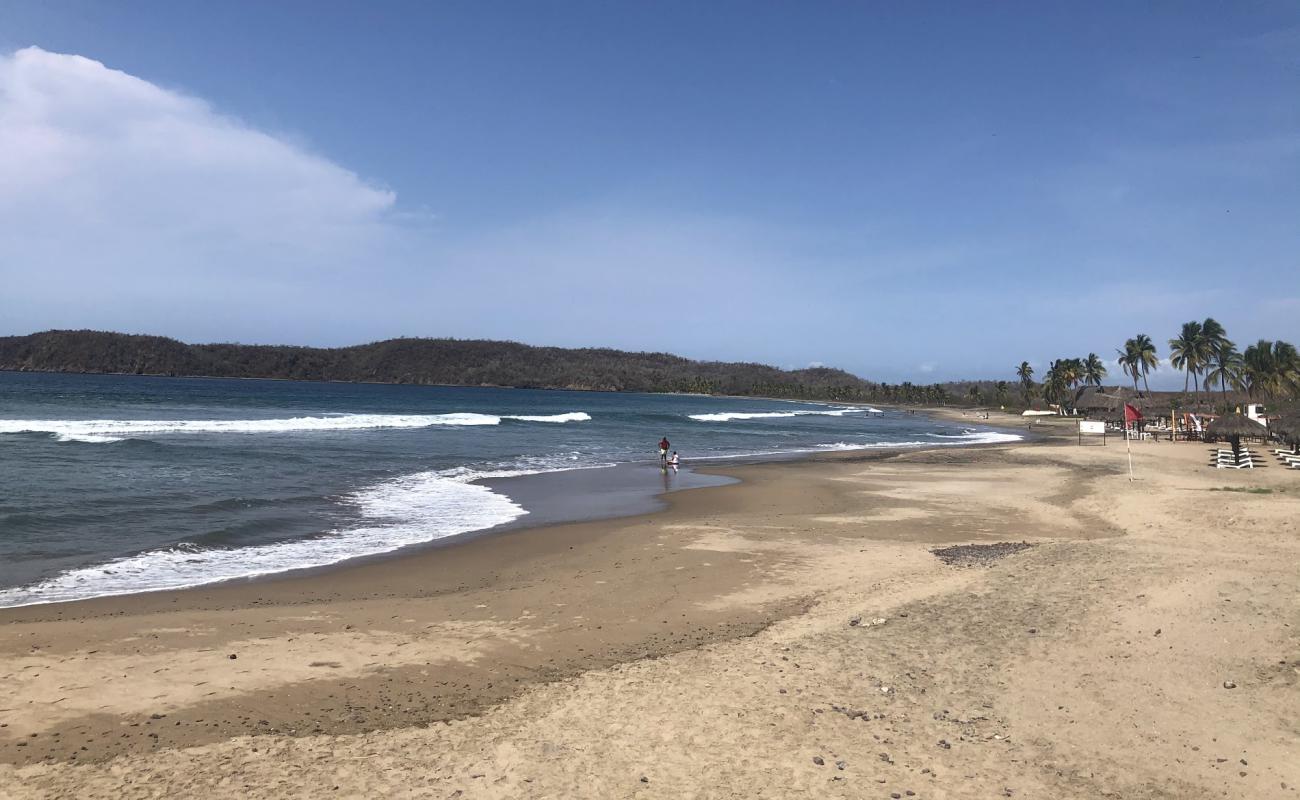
[[1123, 403, 1143, 424]]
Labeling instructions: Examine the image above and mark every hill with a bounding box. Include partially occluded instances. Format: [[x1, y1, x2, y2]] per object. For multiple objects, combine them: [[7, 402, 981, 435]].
[[0, 330, 879, 402]]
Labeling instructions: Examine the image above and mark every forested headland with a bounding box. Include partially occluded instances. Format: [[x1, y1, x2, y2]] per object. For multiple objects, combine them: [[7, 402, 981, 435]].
[[0, 330, 890, 402]]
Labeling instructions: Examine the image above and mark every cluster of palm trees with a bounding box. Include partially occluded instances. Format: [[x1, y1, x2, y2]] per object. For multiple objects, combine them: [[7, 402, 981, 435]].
[[1166, 318, 1300, 403], [1016, 318, 1300, 408], [1014, 354, 1106, 406]]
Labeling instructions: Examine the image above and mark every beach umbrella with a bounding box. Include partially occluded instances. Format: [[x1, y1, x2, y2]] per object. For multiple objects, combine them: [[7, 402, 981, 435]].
[[1207, 414, 1269, 456], [1271, 416, 1300, 453], [1207, 414, 1269, 437]]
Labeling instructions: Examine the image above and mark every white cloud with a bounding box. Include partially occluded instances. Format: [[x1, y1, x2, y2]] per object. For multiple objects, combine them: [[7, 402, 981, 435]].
[[0, 47, 831, 352], [0, 47, 406, 340]]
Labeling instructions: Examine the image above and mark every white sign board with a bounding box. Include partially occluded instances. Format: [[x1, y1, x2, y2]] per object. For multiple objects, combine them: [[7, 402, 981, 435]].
[[1079, 420, 1106, 434]]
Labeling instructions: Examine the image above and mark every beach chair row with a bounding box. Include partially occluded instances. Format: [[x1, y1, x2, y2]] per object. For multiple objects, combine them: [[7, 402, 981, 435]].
[[1212, 448, 1263, 469], [1273, 449, 1300, 469]]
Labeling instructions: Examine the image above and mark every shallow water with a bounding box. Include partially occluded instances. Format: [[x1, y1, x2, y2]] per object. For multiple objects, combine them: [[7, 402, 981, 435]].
[[0, 372, 1019, 606]]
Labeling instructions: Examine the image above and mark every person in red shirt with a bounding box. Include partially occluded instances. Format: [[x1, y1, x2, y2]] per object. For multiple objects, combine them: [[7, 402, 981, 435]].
[[658, 437, 670, 462]]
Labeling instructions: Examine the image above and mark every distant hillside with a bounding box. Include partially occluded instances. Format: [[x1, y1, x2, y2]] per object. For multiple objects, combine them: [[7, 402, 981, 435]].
[[0, 330, 882, 402]]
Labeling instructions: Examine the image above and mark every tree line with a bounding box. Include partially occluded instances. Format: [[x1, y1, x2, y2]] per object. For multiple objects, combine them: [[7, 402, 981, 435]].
[[1018, 318, 1300, 408], [0, 330, 1024, 408], [0, 330, 879, 401]]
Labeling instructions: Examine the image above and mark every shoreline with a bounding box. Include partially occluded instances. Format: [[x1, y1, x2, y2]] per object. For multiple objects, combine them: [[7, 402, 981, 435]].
[[0, 410, 1025, 611], [8, 415, 1292, 797]]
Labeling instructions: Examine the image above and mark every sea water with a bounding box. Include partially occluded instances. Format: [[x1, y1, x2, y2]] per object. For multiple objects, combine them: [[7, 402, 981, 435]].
[[0, 372, 1020, 606]]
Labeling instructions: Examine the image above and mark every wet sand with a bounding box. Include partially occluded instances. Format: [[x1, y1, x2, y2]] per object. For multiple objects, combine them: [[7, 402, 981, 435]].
[[3, 413, 1298, 798]]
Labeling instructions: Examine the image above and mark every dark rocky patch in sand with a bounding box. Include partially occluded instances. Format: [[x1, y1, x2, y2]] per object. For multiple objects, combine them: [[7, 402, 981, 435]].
[[931, 541, 1034, 567]]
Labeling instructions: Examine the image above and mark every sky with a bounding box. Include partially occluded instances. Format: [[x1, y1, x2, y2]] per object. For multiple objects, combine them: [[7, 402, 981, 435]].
[[0, 2, 1297, 385]]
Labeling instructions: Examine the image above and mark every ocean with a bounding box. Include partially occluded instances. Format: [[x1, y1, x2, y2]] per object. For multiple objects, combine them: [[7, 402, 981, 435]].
[[0, 372, 1020, 607]]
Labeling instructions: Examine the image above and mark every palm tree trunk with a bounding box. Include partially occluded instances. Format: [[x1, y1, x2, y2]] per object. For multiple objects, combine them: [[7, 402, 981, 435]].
[[1142, 371, 1150, 395]]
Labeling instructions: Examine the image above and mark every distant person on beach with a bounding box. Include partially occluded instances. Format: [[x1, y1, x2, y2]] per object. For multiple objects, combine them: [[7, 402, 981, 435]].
[[659, 437, 670, 462], [668, 451, 679, 467]]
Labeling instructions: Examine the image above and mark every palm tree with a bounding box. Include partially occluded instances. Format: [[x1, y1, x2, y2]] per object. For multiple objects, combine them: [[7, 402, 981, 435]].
[[1242, 339, 1300, 400], [1117, 341, 1140, 393], [1082, 353, 1107, 387], [1059, 357, 1083, 390], [1204, 341, 1243, 406], [1042, 361, 1069, 408], [1279, 341, 1300, 398], [1197, 318, 1229, 401], [1131, 334, 1158, 395], [1016, 361, 1034, 403], [1242, 340, 1274, 400], [994, 381, 1009, 406], [1168, 321, 1202, 394]]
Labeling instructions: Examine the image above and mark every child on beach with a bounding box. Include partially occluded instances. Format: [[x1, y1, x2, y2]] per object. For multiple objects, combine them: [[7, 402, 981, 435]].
[[668, 451, 679, 467]]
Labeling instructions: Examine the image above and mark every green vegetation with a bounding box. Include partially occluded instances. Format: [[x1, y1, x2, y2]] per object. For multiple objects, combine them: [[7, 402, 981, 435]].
[[1083, 353, 1107, 387], [6, 325, 1294, 411], [1021, 320, 1300, 411], [1117, 334, 1158, 394], [0, 330, 881, 401], [0, 331, 1043, 408], [1016, 361, 1035, 405]]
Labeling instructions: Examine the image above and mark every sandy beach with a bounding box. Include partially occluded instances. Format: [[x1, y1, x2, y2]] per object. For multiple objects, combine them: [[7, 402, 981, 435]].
[[3, 411, 1298, 799]]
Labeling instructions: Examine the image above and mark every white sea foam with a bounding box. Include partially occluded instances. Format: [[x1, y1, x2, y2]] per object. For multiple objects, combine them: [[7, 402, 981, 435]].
[[503, 412, 592, 423], [0, 457, 621, 608], [689, 408, 863, 422], [692, 429, 1023, 460], [0, 468, 524, 608], [814, 431, 1023, 450], [0, 411, 591, 443]]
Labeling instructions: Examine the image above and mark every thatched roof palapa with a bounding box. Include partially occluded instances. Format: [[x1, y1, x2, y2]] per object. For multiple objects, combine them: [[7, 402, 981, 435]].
[[1206, 414, 1269, 438], [1072, 386, 1175, 417], [1073, 386, 1132, 414], [1271, 416, 1300, 444]]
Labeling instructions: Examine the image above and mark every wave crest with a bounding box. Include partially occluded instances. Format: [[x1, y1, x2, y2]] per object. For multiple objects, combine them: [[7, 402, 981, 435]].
[[502, 412, 591, 423], [0, 468, 527, 607], [689, 408, 863, 422], [0, 411, 591, 442]]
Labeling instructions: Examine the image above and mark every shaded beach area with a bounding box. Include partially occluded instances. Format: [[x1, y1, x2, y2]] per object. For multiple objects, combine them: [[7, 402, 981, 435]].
[[2, 412, 1298, 798]]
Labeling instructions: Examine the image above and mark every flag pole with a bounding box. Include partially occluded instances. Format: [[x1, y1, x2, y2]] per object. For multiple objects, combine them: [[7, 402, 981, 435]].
[[1123, 403, 1138, 482], [1126, 420, 1134, 481]]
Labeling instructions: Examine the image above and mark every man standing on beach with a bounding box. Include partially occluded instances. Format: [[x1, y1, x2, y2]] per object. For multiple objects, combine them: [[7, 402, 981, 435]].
[[659, 436, 670, 462]]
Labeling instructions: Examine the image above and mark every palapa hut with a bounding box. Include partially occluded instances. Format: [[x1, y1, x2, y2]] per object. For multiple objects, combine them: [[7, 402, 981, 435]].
[[1073, 386, 1134, 419], [1206, 413, 1269, 458], [1272, 416, 1300, 455]]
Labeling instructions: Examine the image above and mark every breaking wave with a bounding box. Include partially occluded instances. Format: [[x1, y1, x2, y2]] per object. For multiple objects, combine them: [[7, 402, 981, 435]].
[[0, 462, 599, 608], [0, 411, 592, 443], [689, 408, 863, 422]]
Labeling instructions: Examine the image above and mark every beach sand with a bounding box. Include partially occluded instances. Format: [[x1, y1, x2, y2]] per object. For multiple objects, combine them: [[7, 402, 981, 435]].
[[2, 413, 1298, 798]]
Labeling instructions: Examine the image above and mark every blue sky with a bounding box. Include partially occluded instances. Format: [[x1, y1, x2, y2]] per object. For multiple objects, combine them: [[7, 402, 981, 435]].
[[0, 2, 1297, 385]]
